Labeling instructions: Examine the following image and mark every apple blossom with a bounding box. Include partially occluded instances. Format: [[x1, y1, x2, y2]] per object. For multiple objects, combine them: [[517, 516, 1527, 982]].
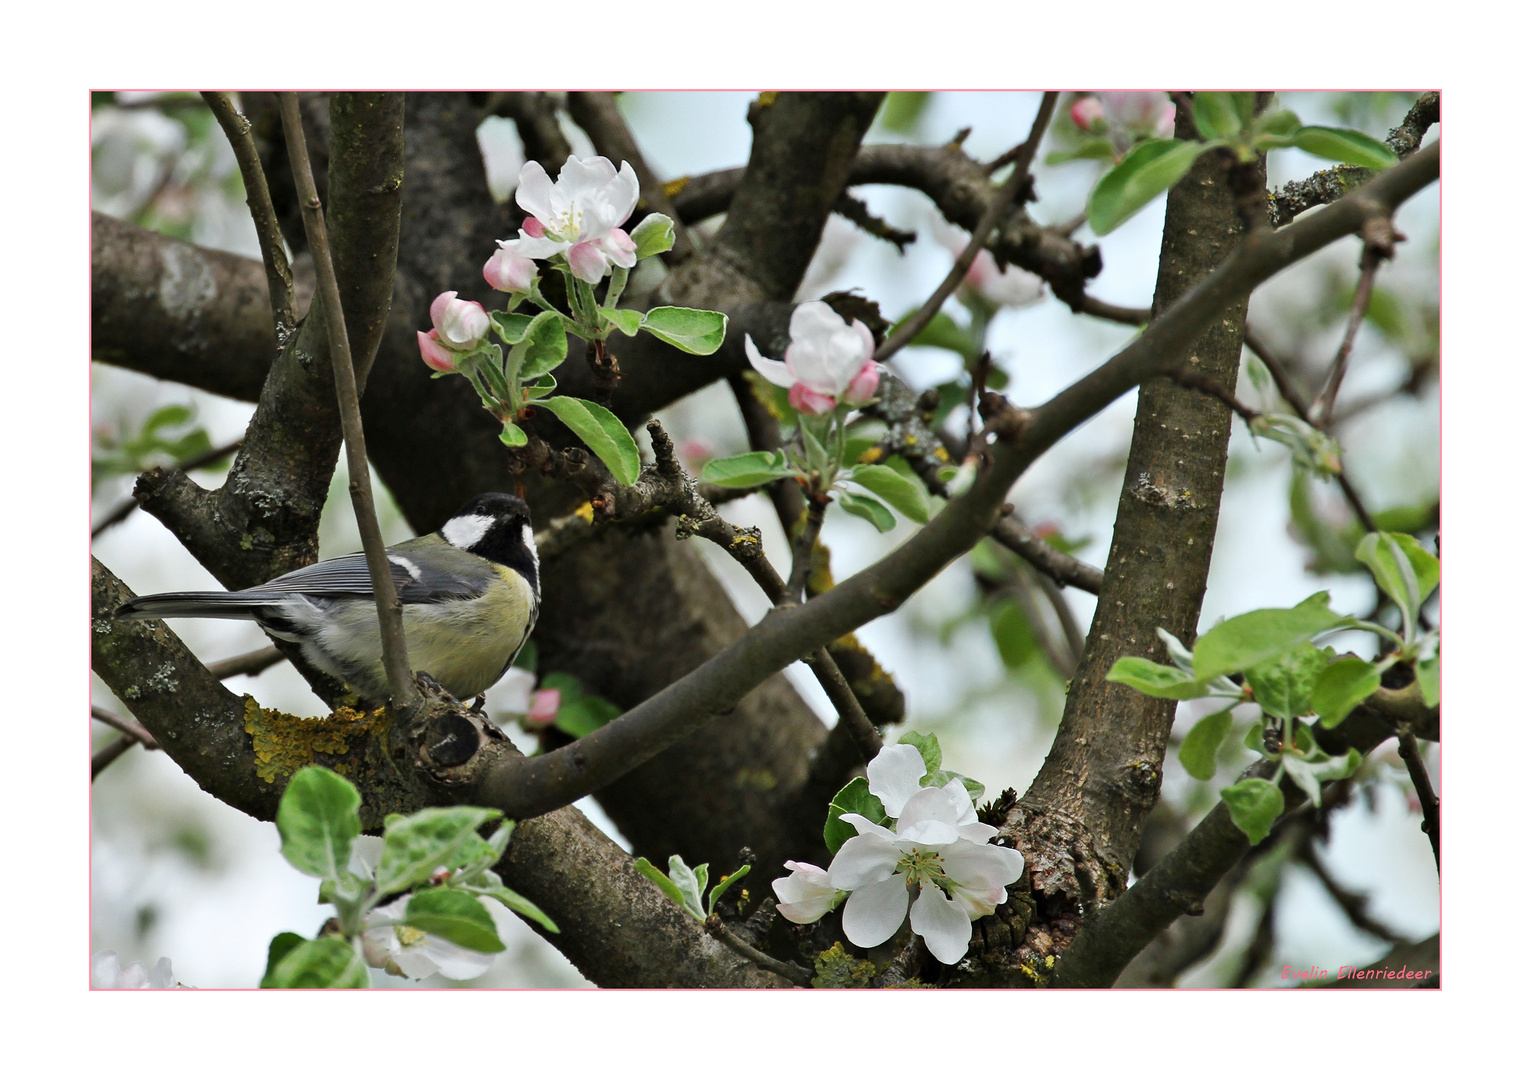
[[483, 242, 537, 293], [361, 896, 497, 981], [1070, 96, 1106, 131], [745, 301, 881, 416], [527, 688, 562, 727], [771, 860, 844, 923], [504, 155, 641, 284], [418, 291, 490, 372], [827, 779, 1025, 964], [1071, 92, 1177, 156], [935, 221, 1046, 309]]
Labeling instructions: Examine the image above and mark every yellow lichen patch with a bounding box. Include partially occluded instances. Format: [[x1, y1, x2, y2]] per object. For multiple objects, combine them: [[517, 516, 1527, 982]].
[[756, 91, 778, 109], [933, 445, 950, 462], [661, 176, 690, 198], [729, 533, 761, 550], [575, 502, 595, 524], [242, 697, 389, 784], [812, 942, 875, 989]]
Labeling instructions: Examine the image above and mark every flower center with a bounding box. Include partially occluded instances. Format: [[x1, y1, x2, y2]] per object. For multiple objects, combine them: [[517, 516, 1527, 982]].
[[895, 848, 946, 888], [394, 925, 427, 948], [547, 207, 582, 243]]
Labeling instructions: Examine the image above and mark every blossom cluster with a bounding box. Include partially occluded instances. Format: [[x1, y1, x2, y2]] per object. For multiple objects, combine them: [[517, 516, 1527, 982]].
[[773, 744, 1025, 965], [1071, 91, 1177, 155]]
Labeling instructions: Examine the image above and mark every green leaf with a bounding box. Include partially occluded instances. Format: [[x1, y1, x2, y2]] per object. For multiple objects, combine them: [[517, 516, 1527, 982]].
[[521, 373, 557, 401], [1179, 707, 1235, 781], [634, 857, 689, 909], [989, 601, 1039, 670], [597, 306, 643, 337], [1044, 137, 1117, 165], [839, 491, 896, 532], [463, 868, 559, 933], [554, 692, 621, 738], [666, 855, 707, 919], [264, 936, 368, 989], [1220, 778, 1286, 845], [628, 212, 676, 260], [898, 309, 976, 361], [1284, 746, 1363, 808], [1191, 592, 1347, 681], [700, 449, 797, 488], [879, 91, 931, 133], [1311, 657, 1383, 728], [925, 768, 984, 805], [1245, 722, 1268, 754], [533, 396, 642, 486], [276, 766, 361, 881], [260, 932, 308, 988], [898, 730, 942, 777], [508, 310, 569, 382], [403, 888, 506, 953], [1415, 656, 1439, 708], [639, 305, 727, 355], [707, 865, 751, 917], [1291, 126, 1398, 170], [1244, 642, 1328, 720], [1355, 532, 1438, 628], [1192, 92, 1248, 141], [824, 776, 889, 855], [499, 422, 528, 448], [849, 463, 931, 523], [1254, 108, 1301, 139], [1106, 656, 1210, 700], [490, 311, 536, 344], [1088, 138, 1209, 235], [374, 806, 503, 896]]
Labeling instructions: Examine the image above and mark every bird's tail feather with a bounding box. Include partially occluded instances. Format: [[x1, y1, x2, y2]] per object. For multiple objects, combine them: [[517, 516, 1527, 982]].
[[115, 592, 278, 621]]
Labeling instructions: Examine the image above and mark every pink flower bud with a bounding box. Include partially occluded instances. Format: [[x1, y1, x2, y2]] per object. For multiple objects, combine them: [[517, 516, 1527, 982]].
[[527, 688, 562, 726], [418, 329, 458, 373], [484, 244, 537, 293], [1070, 96, 1105, 131], [521, 216, 546, 239], [842, 360, 880, 407], [788, 383, 838, 416], [429, 291, 489, 350]]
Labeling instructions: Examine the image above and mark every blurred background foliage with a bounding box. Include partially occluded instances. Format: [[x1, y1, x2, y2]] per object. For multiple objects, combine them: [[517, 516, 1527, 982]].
[[90, 90, 1438, 988]]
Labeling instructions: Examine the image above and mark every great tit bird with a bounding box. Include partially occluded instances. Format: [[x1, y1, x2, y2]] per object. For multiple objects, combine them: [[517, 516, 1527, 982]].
[[115, 492, 540, 702]]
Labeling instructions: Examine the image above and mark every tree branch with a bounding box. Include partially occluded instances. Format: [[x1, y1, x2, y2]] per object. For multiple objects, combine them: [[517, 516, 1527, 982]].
[[202, 91, 296, 344], [1395, 728, 1440, 871]]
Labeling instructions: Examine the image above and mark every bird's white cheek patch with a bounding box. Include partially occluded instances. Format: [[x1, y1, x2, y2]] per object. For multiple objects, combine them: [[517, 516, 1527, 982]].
[[442, 514, 492, 550], [523, 523, 539, 572]]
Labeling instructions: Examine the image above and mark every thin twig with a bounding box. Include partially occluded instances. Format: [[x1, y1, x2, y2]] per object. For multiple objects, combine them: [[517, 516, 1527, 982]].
[[205, 645, 286, 680], [1314, 245, 1383, 427], [93, 734, 138, 779], [784, 501, 826, 605], [704, 914, 812, 987], [202, 92, 296, 344], [92, 439, 242, 538], [92, 705, 158, 748], [1172, 369, 1261, 423], [278, 93, 418, 711], [875, 92, 1058, 363], [1395, 728, 1440, 871], [1074, 294, 1151, 326], [727, 373, 805, 542], [1298, 836, 1407, 942], [1243, 329, 1380, 534]]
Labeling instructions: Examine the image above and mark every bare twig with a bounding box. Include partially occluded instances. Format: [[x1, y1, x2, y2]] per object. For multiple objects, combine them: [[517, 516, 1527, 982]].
[[1298, 836, 1407, 942], [205, 645, 286, 680], [726, 373, 806, 562], [832, 192, 917, 251], [92, 439, 242, 538], [93, 734, 138, 779], [1172, 369, 1261, 423], [202, 92, 296, 344], [875, 92, 1058, 363], [278, 93, 418, 711], [91, 705, 159, 748], [1395, 728, 1440, 871], [705, 913, 812, 987], [1074, 294, 1151, 326], [784, 501, 826, 605], [1315, 218, 1398, 426]]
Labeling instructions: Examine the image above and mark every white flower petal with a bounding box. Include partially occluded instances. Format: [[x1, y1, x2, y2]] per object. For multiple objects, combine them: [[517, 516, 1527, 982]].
[[910, 881, 975, 964], [514, 161, 556, 222], [841, 872, 910, 948], [744, 335, 797, 388], [773, 861, 840, 923], [939, 839, 1027, 892], [827, 832, 900, 890], [897, 819, 961, 846], [838, 811, 897, 840], [866, 743, 926, 817]]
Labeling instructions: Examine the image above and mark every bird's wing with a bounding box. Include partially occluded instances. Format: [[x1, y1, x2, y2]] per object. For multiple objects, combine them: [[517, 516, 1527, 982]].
[[256, 549, 485, 604]]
